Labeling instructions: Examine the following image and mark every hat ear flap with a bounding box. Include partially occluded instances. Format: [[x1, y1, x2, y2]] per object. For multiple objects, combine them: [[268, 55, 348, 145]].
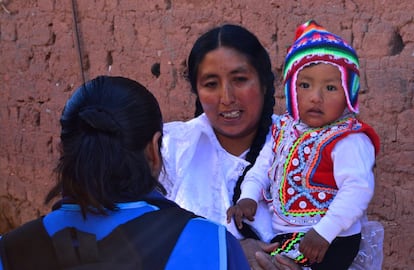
[[284, 77, 293, 118], [347, 69, 360, 113], [284, 71, 300, 121]]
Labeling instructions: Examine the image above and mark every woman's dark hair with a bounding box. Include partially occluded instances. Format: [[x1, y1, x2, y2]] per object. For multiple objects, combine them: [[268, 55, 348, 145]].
[[186, 24, 276, 233], [45, 76, 163, 217]]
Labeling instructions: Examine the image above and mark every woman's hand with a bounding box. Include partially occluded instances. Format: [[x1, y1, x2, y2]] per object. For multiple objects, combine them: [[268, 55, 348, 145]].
[[240, 238, 300, 270], [256, 251, 302, 270]]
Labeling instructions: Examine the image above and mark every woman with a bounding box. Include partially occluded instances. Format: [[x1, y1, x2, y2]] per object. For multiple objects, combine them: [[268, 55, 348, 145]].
[[160, 24, 299, 269], [0, 76, 250, 270]]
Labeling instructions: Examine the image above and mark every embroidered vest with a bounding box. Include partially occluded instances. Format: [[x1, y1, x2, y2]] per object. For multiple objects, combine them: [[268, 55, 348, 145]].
[[269, 114, 380, 226]]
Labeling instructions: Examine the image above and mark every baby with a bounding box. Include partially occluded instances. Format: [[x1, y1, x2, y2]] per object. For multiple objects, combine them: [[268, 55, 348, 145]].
[[227, 20, 380, 270]]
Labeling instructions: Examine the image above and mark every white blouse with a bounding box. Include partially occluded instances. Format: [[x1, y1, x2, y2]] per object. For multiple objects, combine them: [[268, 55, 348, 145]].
[[160, 114, 274, 242]]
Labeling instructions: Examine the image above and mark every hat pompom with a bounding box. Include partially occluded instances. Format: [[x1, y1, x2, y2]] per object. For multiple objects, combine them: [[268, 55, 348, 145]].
[[294, 20, 310, 41]]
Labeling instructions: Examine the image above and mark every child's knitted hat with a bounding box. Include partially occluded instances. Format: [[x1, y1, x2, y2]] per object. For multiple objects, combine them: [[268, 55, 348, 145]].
[[283, 20, 360, 120]]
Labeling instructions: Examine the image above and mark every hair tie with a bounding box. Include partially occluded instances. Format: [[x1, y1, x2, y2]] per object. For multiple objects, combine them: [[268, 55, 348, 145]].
[[78, 106, 120, 134]]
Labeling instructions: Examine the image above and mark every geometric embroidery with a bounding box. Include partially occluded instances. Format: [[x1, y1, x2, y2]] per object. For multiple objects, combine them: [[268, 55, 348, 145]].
[[269, 115, 362, 225]]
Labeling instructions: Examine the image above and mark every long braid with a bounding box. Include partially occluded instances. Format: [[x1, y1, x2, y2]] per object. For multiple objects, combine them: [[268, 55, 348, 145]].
[[231, 68, 275, 239], [194, 97, 203, 117], [232, 76, 275, 205]]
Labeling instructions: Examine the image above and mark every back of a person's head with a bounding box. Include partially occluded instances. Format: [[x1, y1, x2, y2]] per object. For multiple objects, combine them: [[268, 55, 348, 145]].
[[46, 76, 163, 216]]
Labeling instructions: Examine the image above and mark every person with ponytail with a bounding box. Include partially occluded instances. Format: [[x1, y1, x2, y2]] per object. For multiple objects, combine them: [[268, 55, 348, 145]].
[[0, 76, 252, 270], [159, 24, 300, 270]]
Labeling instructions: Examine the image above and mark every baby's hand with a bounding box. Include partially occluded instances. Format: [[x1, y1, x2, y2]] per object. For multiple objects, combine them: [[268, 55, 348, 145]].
[[299, 228, 329, 264], [226, 198, 257, 229]]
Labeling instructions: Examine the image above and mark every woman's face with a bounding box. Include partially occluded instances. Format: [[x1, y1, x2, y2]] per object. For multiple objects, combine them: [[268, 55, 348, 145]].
[[196, 47, 264, 143]]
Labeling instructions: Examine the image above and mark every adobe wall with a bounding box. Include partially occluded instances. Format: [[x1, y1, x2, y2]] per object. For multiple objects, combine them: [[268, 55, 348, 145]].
[[0, 1, 413, 268]]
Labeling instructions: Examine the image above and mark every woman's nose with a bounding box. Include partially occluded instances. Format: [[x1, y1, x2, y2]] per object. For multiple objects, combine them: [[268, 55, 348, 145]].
[[220, 83, 235, 105]]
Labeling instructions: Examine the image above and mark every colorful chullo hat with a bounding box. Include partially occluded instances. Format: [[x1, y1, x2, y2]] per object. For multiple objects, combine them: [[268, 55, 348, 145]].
[[283, 20, 360, 120]]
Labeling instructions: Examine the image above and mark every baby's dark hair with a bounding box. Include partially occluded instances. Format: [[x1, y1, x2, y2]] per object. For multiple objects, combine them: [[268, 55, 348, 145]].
[[45, 76, 163, 217], [186, 24, 276, 214]]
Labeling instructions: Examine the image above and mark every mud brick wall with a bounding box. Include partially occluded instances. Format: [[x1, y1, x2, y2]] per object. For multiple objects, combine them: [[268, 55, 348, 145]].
[[0, 1, 413, 269]]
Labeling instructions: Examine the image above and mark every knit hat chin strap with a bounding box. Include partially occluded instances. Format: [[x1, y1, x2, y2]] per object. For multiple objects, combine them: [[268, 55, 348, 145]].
[[283, 20, 360, 120]]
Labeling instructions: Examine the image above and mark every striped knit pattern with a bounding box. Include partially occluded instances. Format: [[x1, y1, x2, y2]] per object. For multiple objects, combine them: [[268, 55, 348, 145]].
[[270, 232, 310, 266], [283, 20, 360, 120]]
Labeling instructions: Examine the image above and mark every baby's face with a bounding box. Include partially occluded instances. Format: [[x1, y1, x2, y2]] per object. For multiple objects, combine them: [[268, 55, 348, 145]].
[[296, 63, 347, 127]]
